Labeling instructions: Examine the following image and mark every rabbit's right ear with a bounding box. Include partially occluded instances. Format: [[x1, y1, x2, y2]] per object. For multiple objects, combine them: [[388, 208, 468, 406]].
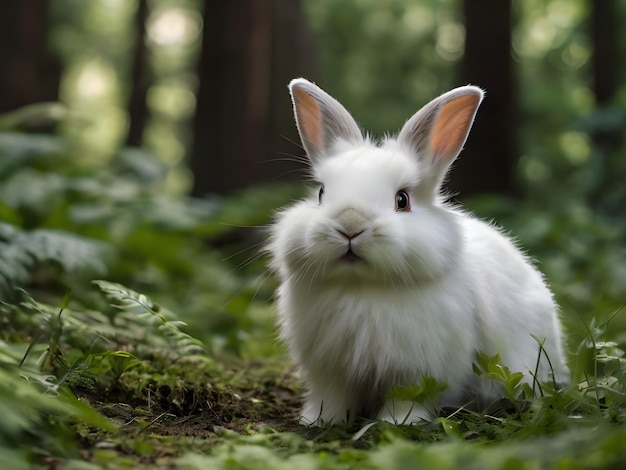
[[289, 78, 363, 162]]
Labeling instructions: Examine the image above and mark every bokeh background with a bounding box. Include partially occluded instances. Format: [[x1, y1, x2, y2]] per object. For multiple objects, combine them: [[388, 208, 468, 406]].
[[1, 0, 625, 357]]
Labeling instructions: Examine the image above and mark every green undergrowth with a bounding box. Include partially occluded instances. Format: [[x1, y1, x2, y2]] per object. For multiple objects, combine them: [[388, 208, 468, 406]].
[[2, 281, 626, 469]]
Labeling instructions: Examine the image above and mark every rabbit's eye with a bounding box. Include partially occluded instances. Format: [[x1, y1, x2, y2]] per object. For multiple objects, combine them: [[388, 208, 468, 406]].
[[318, 185, 325, 204], [395, 190, 411, 212]]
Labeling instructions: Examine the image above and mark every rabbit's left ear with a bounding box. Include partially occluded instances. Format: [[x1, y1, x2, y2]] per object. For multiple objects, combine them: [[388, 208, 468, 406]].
[[397, 86, 483, 195]]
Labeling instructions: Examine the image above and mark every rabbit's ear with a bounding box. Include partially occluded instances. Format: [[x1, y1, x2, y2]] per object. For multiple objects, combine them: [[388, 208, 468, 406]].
[[289, 78, 363, 162], [397, 86, 483, 195]]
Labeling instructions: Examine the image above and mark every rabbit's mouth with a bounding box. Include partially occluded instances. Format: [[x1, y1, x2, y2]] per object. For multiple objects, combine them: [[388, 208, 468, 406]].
[[341, 247, 362, 263]]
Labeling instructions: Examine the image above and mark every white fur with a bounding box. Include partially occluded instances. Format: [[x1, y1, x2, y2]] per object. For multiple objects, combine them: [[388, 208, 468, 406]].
[[268, 79, 569, 426]]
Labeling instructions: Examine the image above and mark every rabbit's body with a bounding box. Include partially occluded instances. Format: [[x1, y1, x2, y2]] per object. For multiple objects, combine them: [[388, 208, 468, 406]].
[[269, 79, 569, 425]]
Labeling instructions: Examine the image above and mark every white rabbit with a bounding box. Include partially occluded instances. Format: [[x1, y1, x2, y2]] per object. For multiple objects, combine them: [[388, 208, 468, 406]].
[[268, 78, 569, 426]]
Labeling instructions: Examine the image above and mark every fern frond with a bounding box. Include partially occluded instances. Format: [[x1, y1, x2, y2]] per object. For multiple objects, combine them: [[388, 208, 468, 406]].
[[0, 222, 110, 296], [92, 280, 204, 354], [0, 132, 66, 177]]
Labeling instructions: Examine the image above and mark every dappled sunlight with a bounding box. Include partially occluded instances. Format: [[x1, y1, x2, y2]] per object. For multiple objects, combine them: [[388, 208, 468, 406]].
[[147, 84, 196, 122], [75, 60, 113, 99], [59, 59, 128, 158], [401, 5, 435, 37], [435, 22, 465, 61], [559, 131, 590, 166], [512, 0, 588, 60], [147, 7, 201, 47], [52, 0, 201, 193]]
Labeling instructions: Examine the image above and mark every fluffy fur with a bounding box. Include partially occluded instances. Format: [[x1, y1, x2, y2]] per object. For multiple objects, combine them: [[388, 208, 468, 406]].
[[268, 78, 569, 426]]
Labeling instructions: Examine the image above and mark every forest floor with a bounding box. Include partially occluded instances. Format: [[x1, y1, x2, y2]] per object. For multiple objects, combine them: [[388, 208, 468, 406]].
[[56, 352, 626, 469], [71, 356, 306, 468], [3, 282, 626, 469]]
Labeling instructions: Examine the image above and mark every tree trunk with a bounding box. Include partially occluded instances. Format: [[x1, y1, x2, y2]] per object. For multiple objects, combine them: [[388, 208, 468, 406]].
[[591, 0, 617, 107], [589, 0, 622, 214], [589, 0, 620, 153], [190, 0, 318, 196], [450, 0, 517, 198], [0, 0, 60, 115], [126, 0, 150, 147], [268, 0, 321, 185]]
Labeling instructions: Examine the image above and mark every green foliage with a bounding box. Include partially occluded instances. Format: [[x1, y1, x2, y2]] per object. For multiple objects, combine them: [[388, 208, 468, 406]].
[[92, 279, 205, 355], [0, 277, 212, 464], [574, 314, 626, 416], [387, 378, 448, 406], [0, 221, 109, 298], [472, 353, 531, 403], [179, 423, 626, 470], [0, 115, 293, 354], [0, 106, 291, 464], [0, 293, 117, 465]]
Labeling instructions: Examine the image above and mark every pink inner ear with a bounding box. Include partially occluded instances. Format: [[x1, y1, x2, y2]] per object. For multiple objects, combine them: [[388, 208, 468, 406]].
[[430, 94, 481, 161], [293, 88, 324, 152]]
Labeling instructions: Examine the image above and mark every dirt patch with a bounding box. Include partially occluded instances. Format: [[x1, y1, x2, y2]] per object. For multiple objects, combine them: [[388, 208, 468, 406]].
[[83, 356, 304, 436]]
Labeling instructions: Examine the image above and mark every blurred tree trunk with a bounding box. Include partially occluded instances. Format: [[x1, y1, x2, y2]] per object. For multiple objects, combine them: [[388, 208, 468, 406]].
[[451, 0, 517, 198], [126, 0, 150, 147], [589, 0, 622, 213], [590, 0, 620, 150], [0, 1, 60, 114], [591, 0, 617, 107], [190, 0, 318, 196]]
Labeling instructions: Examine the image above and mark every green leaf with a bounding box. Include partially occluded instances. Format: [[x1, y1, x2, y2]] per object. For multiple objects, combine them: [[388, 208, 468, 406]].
[[387, 377, 447, 403], [0, 222, 111, 296], [58, 386, 118, 433]]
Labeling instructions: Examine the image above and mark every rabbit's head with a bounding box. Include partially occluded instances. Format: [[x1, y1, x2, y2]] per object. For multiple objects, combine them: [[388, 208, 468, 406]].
[[270, 79, 483, 289]]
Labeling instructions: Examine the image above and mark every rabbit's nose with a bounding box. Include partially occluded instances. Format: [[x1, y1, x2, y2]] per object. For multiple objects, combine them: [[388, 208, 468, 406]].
[[336, 208, 367, 239], [337, 228, 364, 241]]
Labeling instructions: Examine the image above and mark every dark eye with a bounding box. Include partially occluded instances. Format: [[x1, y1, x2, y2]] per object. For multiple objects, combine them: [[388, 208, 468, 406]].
[[318, 185, 325, 204], [395, 190, 411, 212]]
